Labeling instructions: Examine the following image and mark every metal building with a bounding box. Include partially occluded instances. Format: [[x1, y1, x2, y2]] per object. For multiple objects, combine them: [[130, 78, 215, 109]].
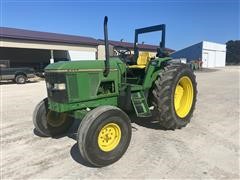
[[0, 27, 98, 69], [171, 41, 226, 68]]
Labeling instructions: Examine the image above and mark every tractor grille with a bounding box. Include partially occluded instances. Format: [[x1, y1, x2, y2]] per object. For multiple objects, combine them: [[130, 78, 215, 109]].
[[45, 72, 68, 103]]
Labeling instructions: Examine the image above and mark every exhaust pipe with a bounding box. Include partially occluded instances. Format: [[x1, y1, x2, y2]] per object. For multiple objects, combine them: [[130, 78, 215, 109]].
[[103, 16, 110, 77]]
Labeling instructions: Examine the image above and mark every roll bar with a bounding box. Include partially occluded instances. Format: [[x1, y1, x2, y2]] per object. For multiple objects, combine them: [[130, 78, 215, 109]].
[[133, 24, 166, 63]]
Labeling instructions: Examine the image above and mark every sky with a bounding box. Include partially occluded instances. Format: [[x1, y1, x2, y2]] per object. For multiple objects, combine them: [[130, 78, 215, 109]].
[[1, 0, 239, 50]]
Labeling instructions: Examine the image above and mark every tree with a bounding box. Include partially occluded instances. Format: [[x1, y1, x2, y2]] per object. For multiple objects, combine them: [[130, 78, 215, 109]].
[[226, 40, 240, 65]]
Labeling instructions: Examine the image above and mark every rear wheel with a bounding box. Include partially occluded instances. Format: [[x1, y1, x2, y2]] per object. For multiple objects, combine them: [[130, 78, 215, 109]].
[[15, 74, 26, 84], [77, 106, 132, 167], [149, 63, 197, 130], [33, 98, 74, 137]]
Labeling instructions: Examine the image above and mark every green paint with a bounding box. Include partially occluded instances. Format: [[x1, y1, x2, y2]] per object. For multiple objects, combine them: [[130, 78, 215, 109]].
[[73, 109, 89, 120], [48, 96, 118, 112], [131, 91, 152, 117], [44, 57, 171, 119], [143, 57, 171, 89]]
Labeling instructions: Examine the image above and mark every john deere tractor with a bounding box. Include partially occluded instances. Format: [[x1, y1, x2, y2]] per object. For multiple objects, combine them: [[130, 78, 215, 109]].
[[33, 16, 197, 167]]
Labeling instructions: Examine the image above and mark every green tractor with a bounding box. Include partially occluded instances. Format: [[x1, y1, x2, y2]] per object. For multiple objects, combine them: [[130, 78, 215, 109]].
[[33, 16, 197, 167]]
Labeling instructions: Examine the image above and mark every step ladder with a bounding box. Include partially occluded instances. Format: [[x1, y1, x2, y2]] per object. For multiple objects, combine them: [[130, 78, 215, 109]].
[[131, 91, 152, 117]]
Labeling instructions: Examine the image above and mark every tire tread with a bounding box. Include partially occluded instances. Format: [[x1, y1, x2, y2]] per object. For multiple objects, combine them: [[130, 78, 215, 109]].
[[150, 63, 197, 130]]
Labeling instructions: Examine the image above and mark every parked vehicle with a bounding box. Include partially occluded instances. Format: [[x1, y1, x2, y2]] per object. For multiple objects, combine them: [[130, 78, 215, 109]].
[[0, 60, 35, 84]]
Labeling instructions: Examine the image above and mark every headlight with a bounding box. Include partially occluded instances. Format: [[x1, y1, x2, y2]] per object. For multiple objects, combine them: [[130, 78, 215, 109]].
[[53, 83, 66, 90], [46, 82, 66, 90]]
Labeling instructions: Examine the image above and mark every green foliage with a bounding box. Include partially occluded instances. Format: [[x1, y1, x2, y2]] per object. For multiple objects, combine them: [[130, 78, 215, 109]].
[[226, 40, 240, 65]]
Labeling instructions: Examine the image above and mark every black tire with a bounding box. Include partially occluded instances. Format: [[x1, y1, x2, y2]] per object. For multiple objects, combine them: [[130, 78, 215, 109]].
[[77, 106, 132, 167], [15, 74, 26, 84], [149, 63, 197, 130], [33, 98, 74, 137]]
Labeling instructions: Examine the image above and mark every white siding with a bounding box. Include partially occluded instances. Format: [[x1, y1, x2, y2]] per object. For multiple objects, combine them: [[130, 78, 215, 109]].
[[68, 50, 96, 61], [202, 41, 226, 51], [1, 38, 97, 52], [215, 51, 226, 67], [207, 50, 215, 68], [202, 41, 226, 68]]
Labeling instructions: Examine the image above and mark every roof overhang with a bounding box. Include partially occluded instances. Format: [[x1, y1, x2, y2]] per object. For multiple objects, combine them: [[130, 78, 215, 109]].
[[0, 27, 174, 52], [1, 38, 97, 52], [0, 27, 98, 46]]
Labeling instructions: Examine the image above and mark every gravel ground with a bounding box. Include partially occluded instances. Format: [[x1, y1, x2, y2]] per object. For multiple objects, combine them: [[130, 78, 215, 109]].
[[1, 66, 239, 179]]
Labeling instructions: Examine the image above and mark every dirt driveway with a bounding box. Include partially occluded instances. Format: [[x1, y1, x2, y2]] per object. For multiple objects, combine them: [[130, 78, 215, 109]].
[[1, 67, 239, 179]]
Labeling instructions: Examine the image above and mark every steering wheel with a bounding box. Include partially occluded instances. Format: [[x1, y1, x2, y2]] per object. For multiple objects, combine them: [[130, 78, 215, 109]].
[[113, 46, 132, 63]]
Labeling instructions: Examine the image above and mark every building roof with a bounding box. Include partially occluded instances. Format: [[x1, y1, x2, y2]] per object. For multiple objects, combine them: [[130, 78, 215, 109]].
[[98, 39, 174, 52], [0, 27, 174, 52], [0, 27, 98, 46]]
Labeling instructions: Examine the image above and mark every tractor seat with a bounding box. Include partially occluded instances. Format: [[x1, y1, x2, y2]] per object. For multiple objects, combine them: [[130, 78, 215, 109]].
[[129, 52, 152, 69]]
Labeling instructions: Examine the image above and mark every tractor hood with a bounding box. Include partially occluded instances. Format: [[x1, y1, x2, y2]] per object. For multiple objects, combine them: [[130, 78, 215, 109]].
[[45, 58, 125, 73]]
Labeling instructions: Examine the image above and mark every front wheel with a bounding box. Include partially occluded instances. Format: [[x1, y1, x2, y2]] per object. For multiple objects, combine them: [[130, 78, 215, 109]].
[[149, 63, 197, 130], [33, 98, 74, 137], [77, 106, 132, 167]]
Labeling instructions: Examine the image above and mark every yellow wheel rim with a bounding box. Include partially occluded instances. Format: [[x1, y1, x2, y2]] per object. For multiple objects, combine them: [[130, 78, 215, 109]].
[[174, 76, 194, 118], [98, 123, 121, 152]]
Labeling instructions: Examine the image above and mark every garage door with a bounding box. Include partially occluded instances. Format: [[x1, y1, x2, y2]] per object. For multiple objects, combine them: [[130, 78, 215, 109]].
[[68, 50, 96, 61], [215, 51, 226, 67], [203, 50, 216, 68]]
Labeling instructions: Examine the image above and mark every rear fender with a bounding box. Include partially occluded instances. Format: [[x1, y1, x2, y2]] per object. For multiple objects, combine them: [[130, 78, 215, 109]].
[[142, 57, 171, 89]]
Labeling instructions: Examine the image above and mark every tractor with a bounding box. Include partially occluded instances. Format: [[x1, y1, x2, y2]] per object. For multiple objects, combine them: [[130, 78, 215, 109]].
[[33, 16, 197, 167]]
